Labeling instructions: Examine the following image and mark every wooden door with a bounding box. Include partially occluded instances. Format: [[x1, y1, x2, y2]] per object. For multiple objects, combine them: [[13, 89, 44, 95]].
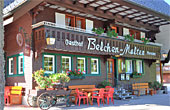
[[107, 59, 115, 86]]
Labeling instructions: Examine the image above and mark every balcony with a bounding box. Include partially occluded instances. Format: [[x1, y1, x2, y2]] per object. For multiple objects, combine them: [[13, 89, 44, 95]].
[[32, 21, 161, 60]]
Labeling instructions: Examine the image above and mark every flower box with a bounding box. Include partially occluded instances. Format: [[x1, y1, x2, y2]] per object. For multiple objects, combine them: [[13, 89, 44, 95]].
[[69, 76, 85, 80], [132, 75, 142, 78]]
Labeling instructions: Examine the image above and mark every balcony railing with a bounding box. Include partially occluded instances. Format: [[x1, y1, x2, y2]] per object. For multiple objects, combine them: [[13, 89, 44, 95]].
[[32, 21, 162, 47], [32, 21, 161, 60]]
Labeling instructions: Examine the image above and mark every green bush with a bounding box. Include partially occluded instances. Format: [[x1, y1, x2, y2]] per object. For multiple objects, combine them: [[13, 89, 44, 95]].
[[149, 81, 162, 90], [98, 80, 112, 88]]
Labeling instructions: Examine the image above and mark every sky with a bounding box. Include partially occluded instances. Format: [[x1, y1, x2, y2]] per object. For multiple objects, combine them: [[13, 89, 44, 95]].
[[164, 0, 170, 5]]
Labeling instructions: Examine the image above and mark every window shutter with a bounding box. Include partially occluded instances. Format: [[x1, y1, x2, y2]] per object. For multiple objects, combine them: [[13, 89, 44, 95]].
[[123, 28, 129, 36], [141, 32, 145, 38], [55, 12, 65, 27], [86, 19, 93, 32]]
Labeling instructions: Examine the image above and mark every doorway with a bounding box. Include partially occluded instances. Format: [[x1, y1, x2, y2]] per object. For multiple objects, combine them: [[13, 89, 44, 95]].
[[107, 59, 115, 86]]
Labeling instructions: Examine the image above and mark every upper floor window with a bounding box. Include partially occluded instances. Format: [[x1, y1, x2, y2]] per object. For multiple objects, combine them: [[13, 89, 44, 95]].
[[65, 14, 75, 27], [76, 17, 85, 29], [111, 26, 117, 33]]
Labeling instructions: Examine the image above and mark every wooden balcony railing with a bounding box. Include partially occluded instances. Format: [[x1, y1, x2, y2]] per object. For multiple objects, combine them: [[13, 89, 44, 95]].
[[32, 21, 161, 60]]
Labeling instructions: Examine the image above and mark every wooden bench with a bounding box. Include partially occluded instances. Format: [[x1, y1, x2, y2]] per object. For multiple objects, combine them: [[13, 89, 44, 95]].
[[68, 85, 96, 104], [132, 83, 153, 96], [6, 86, 23, 105]]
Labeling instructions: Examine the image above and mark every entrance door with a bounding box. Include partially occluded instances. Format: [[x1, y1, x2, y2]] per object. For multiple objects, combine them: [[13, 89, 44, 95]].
[[107, 59, 115, 86]]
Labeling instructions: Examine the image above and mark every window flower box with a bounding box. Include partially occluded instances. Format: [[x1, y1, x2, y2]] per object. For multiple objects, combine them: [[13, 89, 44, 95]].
[[67, 69, 85, 80], [132, 74, 142, 78], [131, 72, 142, 78], [69, 75, 85, 80]]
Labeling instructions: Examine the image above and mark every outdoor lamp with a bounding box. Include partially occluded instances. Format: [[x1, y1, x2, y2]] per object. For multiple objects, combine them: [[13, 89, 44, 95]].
[[46, 32, 55, 45]]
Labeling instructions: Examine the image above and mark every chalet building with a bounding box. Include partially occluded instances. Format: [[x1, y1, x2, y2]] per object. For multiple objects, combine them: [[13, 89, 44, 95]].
[[3, 0, 170, 104]]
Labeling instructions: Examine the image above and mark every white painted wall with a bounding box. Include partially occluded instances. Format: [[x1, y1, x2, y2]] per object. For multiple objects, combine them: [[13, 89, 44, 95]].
[[155, 24, 170, 53]]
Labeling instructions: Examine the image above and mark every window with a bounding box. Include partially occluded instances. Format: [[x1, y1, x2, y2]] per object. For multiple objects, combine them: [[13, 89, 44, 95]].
[[91, 58, 99, 74], [76, 17, 85, 29], [18, 56, 23, 74], [111, 26, 117, 33], [9, 58, 14, 75], [125, 60, 133, 73], [118, 58, 125, 73], [62, 56, 71, 73], [136, 60, 143, 73], [65, 14, 75, 27], [44, 55, 55, 73], [77, 57, 86, 74], [129, 29, 140, 40]]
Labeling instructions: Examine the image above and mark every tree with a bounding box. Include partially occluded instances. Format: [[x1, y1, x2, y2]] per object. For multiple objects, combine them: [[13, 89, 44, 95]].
[[0, 0, 5, 110]]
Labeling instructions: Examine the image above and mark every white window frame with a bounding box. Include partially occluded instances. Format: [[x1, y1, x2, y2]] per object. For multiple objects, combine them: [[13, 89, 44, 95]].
[[136, 60, 143, 73], [62, 56, 71, 73], [91, 58, 99, 74], [9, 58, 14, 75], [18, 56, 24, 74], [126, 60, 133, 73], [44, 55, 55, 73], [77, 57, 86, 74]]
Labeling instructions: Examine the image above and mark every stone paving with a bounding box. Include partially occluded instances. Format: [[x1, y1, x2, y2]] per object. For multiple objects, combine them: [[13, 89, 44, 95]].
[[5, 92, 170, 110]]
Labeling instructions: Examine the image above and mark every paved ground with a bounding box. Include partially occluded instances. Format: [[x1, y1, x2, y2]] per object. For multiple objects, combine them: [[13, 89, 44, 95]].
[[5, 92, 170, 110]]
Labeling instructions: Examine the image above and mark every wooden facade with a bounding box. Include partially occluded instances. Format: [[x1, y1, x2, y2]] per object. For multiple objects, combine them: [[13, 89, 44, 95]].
[[33, 25, 161, 60], [4, 0, 170, 104]]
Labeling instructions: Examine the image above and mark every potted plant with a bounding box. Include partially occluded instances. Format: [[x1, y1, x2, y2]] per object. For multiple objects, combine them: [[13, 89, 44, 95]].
[[97, 80, 112, 88], [32, 69, 54, 90], [141, 37, 151, 45], [49, 73, 70, 88], [106, 27, 118, 38], [92, 27, 104, 36], [67, 69, 85, 79], [152, 81, 163, 94], [124, 34, 134, 42], [131, 71, 142, 78]]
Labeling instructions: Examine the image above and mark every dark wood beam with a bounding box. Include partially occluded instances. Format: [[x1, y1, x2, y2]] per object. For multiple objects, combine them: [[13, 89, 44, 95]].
[[83, 0, 97, 8], [129, 13, 148, 20], [104, 5, 122, 14], [122, 11, 140, 18], [45, 0, 159, 31], [13, 0, 43, 21], [136, 16, 154, 22], [150, 20, 167, 25], [146, 18, 162, 23], [114, 8, 132, 15], [111, 0, 170, 21]]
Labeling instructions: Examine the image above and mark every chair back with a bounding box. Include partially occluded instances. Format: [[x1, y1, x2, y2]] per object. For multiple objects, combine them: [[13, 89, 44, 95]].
[[108, 88, 114, 96], [4, 87, 10, 96], [75, 88, 80, 96], [105, 86, 112, 88], [98, 88, 105, 98]]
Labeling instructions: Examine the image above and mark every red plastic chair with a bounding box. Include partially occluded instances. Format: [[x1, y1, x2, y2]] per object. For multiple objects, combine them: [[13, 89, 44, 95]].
[[92, 88, 105, 106], [4, 87, 10, 105], [104, 88, 114, 105], [75, 88, 88, 106], [105, 86, 112, 88]]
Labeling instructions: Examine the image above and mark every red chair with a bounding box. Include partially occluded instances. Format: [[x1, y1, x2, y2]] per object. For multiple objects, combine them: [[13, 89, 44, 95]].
[[4, 87, 10, 105], [105, 86, 112, 88], [92, 88, 105, 106], [104, 88, 114, 105], [75, 88, 88, 106]]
